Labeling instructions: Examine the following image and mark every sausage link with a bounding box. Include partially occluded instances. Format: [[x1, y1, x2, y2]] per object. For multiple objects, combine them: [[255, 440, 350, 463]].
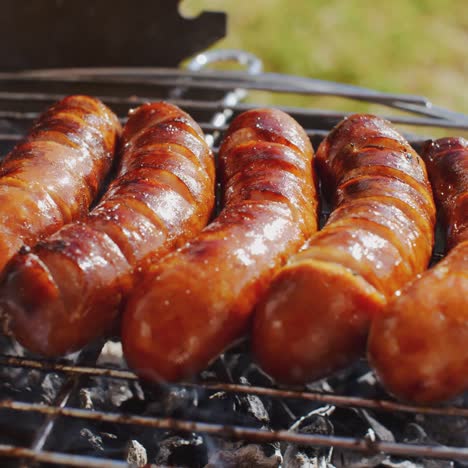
[[0, 102, 215, 356], [368, 137, 468, 403], [252, 114, 436, 384], [0, 95, 120, 271], [122, 109, 318, 382]]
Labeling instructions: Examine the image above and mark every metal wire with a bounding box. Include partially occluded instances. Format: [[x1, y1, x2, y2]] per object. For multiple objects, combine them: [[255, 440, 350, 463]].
[[0, 400, 467, 462], [0, 54, 468, 467], [0, 355, 467, 419]]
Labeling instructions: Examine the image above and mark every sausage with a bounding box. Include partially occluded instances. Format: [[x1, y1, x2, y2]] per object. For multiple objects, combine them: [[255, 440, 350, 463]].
[[252, 114, 436, 384], [368, 137, 468, 403], [0, 102, 215, 356], [0, 95, 120, 271], [121, 108, 318, 382]]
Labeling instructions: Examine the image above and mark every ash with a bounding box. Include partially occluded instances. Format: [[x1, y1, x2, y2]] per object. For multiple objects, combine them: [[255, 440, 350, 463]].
[[0, 335, 465, 467]]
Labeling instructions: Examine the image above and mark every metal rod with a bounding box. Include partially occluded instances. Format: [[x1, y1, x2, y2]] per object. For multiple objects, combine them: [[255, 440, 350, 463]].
[[0, 355, 466, 419], [0, 69, 429, 105], [1, 107, 467, 131], [0, 400, 466, 462], [0, 61, 467, 467], [18, 344, 106, 468], [0, 445, 128, 468]]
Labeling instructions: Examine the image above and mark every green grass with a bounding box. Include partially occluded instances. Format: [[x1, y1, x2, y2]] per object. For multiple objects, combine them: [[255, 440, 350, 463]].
[[182, 0, 468, 124]]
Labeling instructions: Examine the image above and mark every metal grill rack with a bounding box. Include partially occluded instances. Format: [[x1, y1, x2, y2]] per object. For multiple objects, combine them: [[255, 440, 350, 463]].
[[0, 50, 467, 467]]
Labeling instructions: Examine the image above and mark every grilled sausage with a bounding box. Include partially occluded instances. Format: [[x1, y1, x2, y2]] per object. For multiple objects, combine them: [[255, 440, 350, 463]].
[[122, 109, 319, 382], [0, 95, 120, 272], [0, 102, 215, 356], [252, 114, 436, 384], [368, 137, 468, 403]]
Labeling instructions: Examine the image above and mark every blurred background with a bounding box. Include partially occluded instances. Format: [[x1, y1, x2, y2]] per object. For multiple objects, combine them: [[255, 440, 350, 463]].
[[182, 0, 467, 114]]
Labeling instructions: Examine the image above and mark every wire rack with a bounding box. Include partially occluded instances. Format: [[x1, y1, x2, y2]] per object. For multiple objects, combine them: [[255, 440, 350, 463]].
[[0, 50, 467, 467]]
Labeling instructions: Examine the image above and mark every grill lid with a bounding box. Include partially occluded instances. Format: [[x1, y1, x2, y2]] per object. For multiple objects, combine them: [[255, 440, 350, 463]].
[[0, 0, 226, 70]]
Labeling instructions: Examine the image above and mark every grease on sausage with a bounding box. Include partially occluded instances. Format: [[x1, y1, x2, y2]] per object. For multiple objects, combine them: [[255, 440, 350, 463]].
[[121, 108, 318, 382], [252, 114, 436, 384], [368, 137, 468, 403], [0, 102, 215, 356], [0, 95, 121, 271]]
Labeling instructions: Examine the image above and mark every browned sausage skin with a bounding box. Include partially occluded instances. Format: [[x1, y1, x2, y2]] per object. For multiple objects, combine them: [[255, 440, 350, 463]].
[[0, 95, 120, 271], [0, 102, 215, 356], [252, 114, 436, 384], [368, 137, 468, 404], [122, 109, 318, 383]]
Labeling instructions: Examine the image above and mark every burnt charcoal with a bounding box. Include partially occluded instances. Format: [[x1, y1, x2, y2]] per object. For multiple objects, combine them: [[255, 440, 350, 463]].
[[200, 341, 250, 384], [79, 388, 94, 409], [140, 385, 242, 426], [237, 391, 270, 426], [283, 435, 331, 467], [40, 373, 64, 404], [76, 384, 108, 410], [195, 391, 264, 427], [324, 361, 386, 400], [359, 409, 395, 442], [403, 422, 440, 445], [289, 410, 334, 434], [119, 395, 148, 415], [203, 354, 235, 383], [241, 362, 276, 388], [126, 439, 147, 467], [97, 340, 126, 367], [80, 377, 134, 411], [205, 443, 281, 468], [80, 428, 104, 452], [332, 450, 387, 468], [48, 418, 122, 457], [329, 407, 368, 438], [399, 423, 454, 468], [154, 433, 207, 467], [414, 412, 468, 448], [283, 449, 331, 467], [141, 385, 200, 418], [0, 340, 51, 403], [0, 409, 44, 446], [236, 377, 270, 426], [380, 462, 421, 468], [282, 413, 334, 466], [281, 398, 330, 428], [269, 400, 298, 429]]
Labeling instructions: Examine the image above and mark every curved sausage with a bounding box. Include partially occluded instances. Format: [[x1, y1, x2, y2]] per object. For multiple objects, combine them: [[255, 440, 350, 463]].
[[0, 102, 215, 356], [0, 95, 120, 272], [252, 114, 436, 384], [122, 108, 318, 382], [368, 137, 468, 403]]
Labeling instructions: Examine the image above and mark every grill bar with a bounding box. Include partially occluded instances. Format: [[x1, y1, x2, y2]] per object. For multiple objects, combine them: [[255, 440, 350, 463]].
[[20, 344, 106, 468], [0, 54, 467, 467], [0, 445, 128, 468], [0, 68, 430, 105], [0, 355, 467, 419], [0, 400, 466, 462], [1, 107, 468, 130]]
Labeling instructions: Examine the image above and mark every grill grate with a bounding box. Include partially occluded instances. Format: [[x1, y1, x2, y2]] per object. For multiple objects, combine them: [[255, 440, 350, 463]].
[[0, 50, 467, 467]]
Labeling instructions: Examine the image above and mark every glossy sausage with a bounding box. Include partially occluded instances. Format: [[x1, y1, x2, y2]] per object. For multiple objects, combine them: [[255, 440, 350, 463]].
[[368, 137, 468, 403], [0, 95, 120, 272], [252, 114, 436, 384], [0, 102, 215, 356], [122, 108, 319, 382]]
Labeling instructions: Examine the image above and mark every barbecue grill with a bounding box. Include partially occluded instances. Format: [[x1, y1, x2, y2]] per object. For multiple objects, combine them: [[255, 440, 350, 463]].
[[1, 2, 468, 467]]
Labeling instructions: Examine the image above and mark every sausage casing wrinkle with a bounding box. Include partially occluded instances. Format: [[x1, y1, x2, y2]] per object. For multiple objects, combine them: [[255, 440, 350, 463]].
[[122, 108, 319, 382], [368, 137, 468, 403], [0, 102, 215, 356], [253, 114, 436, 384]]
